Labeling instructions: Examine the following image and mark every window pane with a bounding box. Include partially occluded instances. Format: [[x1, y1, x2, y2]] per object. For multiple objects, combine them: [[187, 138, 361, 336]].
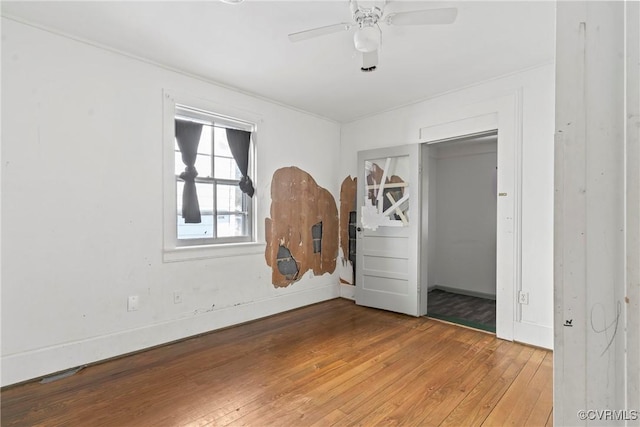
[[214, 156, 241, 180], [198, 126, 212, 156], [196, 121, 213, 178], [217, 214, 248, 237], [172, 107, 255, 246], [364, 156, 410, 226], [176, 181, 214, 239], [176, 151, 211, 178], [214, 126, 232, 157], [217, 184, 243, 213], [194, 154, 212, 178], [175, 127, 213, 178]]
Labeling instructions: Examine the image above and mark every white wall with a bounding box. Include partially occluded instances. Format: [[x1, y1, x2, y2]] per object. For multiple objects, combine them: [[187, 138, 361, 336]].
[[1, 18, 341, 386], [341, 64, 555, 348], [429, 139, 497, 298], [554, 2, 640, 425]]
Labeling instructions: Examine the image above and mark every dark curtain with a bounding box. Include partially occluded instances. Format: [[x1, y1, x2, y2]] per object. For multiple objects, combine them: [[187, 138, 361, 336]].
[[175, 119, 203, 223], [226, 128, 255, 197]]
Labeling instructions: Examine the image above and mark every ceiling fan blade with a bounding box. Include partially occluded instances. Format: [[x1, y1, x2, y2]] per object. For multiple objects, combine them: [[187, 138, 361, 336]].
[[361, 50, 378, 72], [385, 7, 458, 26], [288, 23, 353, 42]]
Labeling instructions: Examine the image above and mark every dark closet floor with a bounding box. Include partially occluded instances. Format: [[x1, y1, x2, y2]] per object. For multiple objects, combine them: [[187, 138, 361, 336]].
[[427, 289, 496, 332]]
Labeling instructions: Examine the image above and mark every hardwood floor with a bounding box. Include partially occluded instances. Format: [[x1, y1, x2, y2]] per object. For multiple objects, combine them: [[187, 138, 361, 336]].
[[1, 298, 553, 426]]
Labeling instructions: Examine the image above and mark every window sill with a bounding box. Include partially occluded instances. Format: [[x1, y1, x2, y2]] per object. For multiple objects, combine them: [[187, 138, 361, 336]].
[[163, 241, 266, 263]]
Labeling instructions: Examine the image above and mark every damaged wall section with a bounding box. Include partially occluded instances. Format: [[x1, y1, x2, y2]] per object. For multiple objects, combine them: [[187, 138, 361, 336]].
[[339, 176, 357, 285], [265, 167, 339, 287]]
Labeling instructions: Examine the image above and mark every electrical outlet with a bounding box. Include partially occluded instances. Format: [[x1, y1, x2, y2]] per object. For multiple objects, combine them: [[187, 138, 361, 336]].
[[127, 295, 139, 312], [518, 291, 529, 305], [173, 291, 183, 304]]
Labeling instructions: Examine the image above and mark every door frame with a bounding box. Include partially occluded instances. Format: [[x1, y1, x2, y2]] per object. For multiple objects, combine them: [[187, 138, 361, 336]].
[[418, 91, 523, 342]]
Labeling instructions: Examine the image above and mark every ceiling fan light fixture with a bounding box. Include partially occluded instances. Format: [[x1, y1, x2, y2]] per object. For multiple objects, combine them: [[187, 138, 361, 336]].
[[220, 0, 245, 4], [353, 25, 380, 53], [361, 49, 378, 72]]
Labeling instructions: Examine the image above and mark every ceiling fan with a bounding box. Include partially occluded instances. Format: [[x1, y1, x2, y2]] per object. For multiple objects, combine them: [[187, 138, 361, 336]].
[[288, 0, 458, 72]]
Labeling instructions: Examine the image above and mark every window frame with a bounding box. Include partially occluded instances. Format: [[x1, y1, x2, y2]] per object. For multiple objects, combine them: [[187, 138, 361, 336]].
[[163, 90, 264, 262]]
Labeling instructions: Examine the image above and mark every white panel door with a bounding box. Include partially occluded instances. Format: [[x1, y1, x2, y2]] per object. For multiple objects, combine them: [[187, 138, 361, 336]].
[[355, 144, 421, 316]]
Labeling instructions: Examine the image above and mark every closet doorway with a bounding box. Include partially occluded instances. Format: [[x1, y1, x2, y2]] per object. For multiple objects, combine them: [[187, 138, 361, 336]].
[[423, 132, 498, 332]]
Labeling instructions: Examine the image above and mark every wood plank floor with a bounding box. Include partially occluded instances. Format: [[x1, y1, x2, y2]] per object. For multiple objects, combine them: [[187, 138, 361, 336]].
[[1, 298, 553, 426]]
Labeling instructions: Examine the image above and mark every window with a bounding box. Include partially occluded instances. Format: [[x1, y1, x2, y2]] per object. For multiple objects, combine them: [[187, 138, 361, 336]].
[[171, 102, 256, 248], [163, 91, 263, 262], [162, 89, 266, 262]]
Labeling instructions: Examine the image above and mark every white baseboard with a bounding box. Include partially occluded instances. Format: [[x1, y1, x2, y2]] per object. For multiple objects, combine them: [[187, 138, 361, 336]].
[[514, 321, 553, 350], [432, 284, 497, 300], [1, 284, 339, 387], [340, 283, 356, 300]]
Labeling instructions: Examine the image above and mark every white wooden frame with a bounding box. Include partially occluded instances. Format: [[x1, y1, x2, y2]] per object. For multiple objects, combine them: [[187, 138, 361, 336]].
[[162, 89, 265, 262], [419, 90, 523, 342]]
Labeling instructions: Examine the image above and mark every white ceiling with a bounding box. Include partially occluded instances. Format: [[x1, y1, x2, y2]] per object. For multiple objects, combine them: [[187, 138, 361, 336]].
[[1, 0, 556, 122]]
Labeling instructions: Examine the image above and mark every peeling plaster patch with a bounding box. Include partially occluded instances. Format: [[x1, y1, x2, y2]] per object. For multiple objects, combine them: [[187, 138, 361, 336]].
[[337, 247, 353, 285], [265, 167, 338, 287]]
